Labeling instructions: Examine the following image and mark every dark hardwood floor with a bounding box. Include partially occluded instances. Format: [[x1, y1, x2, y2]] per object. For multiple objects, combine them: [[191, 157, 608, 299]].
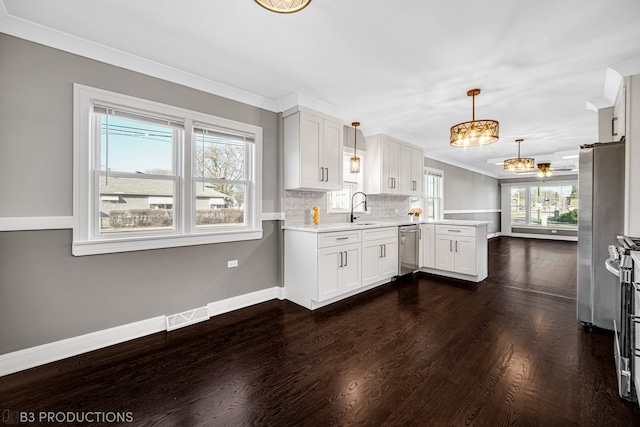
[[2, 237, 639, 426]]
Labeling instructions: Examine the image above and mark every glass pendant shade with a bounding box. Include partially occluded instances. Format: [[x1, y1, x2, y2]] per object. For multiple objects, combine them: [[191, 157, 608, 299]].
[[450, 89, 499, 147], [350, 121, 361, 173], [254, 0, 311, 13], [504, 139, 536, 172], [350, 156, 361, 173]]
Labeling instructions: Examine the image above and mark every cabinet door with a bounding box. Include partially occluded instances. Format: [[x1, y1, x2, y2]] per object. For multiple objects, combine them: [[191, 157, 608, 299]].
[[613, 85, 626, 140], [400, 146, 413, 195], [454, 237, 477, 275], [379, 239, 399, 279], [322, 119, 343, 190], [382, 139, 400, 193], [299, 112, 323, 189], [411, 148, 424, 195], [421, 224, 435, 268], [341, 245, 361, 293], [362, 240, 383, 286], [317, 247, 342, 301], [435, 235, 455, 272]]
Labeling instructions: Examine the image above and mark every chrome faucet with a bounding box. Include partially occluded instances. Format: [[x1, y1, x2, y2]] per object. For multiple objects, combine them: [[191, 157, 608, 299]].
[[350, 192, 368, 223]]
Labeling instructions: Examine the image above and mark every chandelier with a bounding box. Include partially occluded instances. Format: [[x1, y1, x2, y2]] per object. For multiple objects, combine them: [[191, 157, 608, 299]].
[[254, 0, 311, 13], [450, 88, 499, 147], [503, 139, 535, 172], [350, 122, 361, 173]]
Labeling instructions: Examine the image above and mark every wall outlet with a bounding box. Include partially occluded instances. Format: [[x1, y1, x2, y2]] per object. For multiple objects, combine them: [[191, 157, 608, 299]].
[[227, 260, 238, 268]]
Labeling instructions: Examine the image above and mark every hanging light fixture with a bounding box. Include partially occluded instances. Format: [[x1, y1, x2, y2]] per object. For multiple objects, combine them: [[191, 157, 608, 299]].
[[450, 88, 499, 147], [537, 163, 553, 177], [504, 139, 535, 172], [350, 122, 361, 173], [254, 0, 311, 13]]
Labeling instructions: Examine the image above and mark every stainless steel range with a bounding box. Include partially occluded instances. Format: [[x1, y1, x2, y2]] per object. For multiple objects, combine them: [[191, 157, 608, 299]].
[[607, 235, 640, 403]]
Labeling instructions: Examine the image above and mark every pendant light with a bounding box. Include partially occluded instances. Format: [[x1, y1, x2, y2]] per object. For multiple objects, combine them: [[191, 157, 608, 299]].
[[350, 122, 361, 173], [254, 0, 311, 13], [503, 139, 535, 172], [450, 88, 499, 147]]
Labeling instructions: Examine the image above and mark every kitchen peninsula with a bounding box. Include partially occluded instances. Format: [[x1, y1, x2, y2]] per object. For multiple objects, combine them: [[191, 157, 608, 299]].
[[283, 220, 489, 310]]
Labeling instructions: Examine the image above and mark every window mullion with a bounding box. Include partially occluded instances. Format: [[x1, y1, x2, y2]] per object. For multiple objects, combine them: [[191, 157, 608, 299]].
[[183, 120, 194, 234]]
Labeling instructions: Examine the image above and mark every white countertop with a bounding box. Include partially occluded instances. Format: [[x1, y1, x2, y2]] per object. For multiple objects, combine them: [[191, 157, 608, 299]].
[[283, 220, 491, 233]]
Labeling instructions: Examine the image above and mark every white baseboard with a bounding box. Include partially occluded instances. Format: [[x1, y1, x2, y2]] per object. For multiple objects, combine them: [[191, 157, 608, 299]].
[[509, 232, 578, 241], [0, 286, 284, 377], [206, 286, 285, 316], [488, 232, 501, 239]]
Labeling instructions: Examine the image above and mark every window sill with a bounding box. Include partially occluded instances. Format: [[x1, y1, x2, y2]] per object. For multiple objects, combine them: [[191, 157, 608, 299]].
[[72, 229, 263, 256]]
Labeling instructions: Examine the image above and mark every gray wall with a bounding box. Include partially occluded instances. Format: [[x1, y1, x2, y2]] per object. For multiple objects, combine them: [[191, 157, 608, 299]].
[[424, 157, 501, 234], [0, 34, 283, 354]]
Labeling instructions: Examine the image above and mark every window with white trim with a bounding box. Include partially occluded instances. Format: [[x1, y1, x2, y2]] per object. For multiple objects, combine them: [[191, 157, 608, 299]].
[[328, 149, 366, 213], [509, 182, 578, 227], [73, 84, 262, 255], [415, 167, 444, 221]]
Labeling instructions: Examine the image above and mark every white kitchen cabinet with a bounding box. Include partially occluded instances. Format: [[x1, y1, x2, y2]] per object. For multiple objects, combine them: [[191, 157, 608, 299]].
[[613, 83, 626, 140], [401, 145, 424, 196], [284, 229, 362, 309], [435, 226, 477, 275], [361, 227, 398, 286], [283, 107, 343, 191], [318, 242, 361, 301], [284, 226, 404, 310], [365, 134, 423, 196], [420, 224, 488, 282], [419, 224, 435, 268]]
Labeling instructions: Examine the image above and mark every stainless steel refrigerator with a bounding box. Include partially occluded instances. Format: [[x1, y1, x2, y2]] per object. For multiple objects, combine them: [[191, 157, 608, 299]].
[[577, 141, 625, 330]]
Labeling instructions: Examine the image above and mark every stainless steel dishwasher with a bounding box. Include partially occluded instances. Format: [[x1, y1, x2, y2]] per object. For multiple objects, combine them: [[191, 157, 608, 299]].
[[398, 224, 419, 276]]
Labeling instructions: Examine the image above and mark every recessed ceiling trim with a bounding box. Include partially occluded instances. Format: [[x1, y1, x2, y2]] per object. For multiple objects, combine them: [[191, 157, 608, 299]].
[[0, 10, 281, 112], [0, 0, 8, 18]]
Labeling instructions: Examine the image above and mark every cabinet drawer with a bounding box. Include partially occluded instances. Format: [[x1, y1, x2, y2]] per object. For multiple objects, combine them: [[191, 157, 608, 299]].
[[362, 226, 398, 242], [318, 230, 361, 248], [436, 225, 475, 237]]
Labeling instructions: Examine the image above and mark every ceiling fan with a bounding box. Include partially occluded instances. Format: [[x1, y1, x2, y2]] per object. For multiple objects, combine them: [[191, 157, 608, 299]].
[[517, 162, 574, 177]]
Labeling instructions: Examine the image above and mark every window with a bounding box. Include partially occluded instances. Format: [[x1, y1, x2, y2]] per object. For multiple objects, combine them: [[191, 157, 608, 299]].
[[328, 150, 366, 213], [423, 168, 444, 221], [73, 84, 262, 255], [508, 183, 578, 227]]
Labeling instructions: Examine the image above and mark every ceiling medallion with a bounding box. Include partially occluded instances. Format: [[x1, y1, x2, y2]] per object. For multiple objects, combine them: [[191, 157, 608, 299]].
[[450, 88, 499, 147], [504, 139, 535, 172], [254, 0, 311, 13]]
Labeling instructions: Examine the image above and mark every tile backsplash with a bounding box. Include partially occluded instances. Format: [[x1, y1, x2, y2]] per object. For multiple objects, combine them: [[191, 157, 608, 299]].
[[284, 190, 412, 226]]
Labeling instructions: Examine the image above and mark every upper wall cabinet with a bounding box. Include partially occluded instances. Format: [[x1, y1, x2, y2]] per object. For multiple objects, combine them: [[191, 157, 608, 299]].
[[364, 134, 424, 196], [401, 145, 424, 196], [284, 107, 343, 191], [613, 83, 626, 140]]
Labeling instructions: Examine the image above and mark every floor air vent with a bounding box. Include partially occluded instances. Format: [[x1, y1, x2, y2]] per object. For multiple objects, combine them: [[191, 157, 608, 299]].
[[165, 306, 210, 331]]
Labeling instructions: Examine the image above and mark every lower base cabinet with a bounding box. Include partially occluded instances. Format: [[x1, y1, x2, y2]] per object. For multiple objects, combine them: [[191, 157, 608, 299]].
[[285, 227, 399, 310], [420, 223, 487, 282], [318, 243, 361, 301], [361, 227, 399, 287]]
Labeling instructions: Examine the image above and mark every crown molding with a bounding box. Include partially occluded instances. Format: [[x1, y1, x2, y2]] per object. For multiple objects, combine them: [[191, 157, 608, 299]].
[[587, 59, 640, 111], [0, 9, 281, 112]]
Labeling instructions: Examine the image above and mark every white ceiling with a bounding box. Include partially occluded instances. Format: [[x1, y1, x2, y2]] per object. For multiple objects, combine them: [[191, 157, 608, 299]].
[[2, 0, 639, 178]]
